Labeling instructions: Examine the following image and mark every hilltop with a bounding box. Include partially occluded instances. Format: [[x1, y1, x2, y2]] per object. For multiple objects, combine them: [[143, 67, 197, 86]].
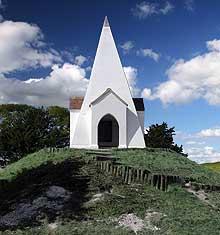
[[1, 148, 220, 234], [202, 162, 220, 172]]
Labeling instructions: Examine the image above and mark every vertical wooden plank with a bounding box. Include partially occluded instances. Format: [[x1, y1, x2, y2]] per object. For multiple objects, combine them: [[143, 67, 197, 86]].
[[124, 167, 129, 184], [128, 168, 132, 184], [112, 165, 115, 176], [144, 171, 149, 184], [151, 174, 155, 186], [140, 170, 144, 183], [164, 176, 168, 191], [119, 166, 122, 177], [161, 175, 165, 191], [157, 175, 161, 189], [134, 169, 137, 182], [148, 173, 152, 185], [122, 166, 125, 180], [115, 166, 118, 176]]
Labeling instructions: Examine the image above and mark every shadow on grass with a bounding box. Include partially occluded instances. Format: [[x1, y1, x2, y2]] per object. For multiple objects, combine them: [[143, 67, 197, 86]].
[[0, 158, 90, 230]]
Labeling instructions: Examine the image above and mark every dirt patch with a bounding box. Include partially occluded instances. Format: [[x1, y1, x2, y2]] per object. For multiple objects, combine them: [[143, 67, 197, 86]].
[[185, 188, 218, 209], [117, 211, 166, 234], [118, 213, 144, 234]]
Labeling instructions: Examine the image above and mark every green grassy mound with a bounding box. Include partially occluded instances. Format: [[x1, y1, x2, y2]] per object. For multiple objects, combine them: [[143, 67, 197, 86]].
[[1, 148, 220, 234], [114, 148, 220, 185], [2, 184, 220, 235], [0, 149, 86, 182], [1, 148, 220, 185]]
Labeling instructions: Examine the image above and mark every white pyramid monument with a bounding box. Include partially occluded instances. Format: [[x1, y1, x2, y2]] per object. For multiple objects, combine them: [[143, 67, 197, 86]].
[[70, 17, 145, 149]]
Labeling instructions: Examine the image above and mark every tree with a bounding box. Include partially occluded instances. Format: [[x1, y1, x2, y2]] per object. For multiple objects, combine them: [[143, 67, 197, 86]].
[[47, 106, 70, 147], [144, 122, 186, 156], [0, 104, 70, 165]]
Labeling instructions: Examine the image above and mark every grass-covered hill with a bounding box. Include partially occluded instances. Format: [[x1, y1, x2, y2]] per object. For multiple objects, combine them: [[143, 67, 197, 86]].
[[1, 148, 220, 234], [202, 162, 220, 172], [114, 148, 220, 185]]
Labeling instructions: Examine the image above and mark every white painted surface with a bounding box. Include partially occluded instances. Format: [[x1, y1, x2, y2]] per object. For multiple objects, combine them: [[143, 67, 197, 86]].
[[69, 110, 80, 146], [70, 17, 145, 149], [91, 89, 127, 148], [137, 111, 145, 134]]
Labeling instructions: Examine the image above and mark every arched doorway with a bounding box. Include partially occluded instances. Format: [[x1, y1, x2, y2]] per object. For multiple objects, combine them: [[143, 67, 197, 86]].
[[98, 114, 119, 148]]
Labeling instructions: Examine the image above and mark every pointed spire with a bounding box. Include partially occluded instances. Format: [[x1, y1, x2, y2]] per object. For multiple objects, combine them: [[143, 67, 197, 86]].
[[103, 16, 110, 27]]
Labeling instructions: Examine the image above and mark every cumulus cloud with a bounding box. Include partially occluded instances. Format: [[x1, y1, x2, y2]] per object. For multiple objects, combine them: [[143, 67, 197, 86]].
[[186, 141, 205, 145], [0, 63, 89, 107], [123, 66, 141, 97], [160, 1, 174, 15], [141, 88, 153, 100], [0, 64, 140, 107], [175, 128, 220, 163], [206, 39, 220, 51], [0, 21, 62, 74], [142, 39, 220, 105], [198, 128, 220, 137], [74, 55, 87, 66], [185, 146, 220, 163], [120, 41, 134, 54], [137, 48, 160, 62], [132, 1, 174, 19]]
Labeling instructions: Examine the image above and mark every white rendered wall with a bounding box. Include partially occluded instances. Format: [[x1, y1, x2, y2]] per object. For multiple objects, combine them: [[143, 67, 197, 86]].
[[91, 92, 127, 148], [71, 109, 91, 148], [70, 19, 145, 148], [70, 110, 80, 147], [137, 111, 145, 134]]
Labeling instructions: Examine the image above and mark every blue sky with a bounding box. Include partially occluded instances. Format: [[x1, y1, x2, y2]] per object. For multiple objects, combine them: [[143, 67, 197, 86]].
[[0, 0, 220, 163]]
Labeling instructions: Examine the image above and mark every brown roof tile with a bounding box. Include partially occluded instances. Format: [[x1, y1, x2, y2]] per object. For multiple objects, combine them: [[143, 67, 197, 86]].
[[69, 97, 84, 110]]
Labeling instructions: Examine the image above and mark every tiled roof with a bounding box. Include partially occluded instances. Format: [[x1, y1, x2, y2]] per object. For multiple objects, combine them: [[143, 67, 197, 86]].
[[69, 97, 84, 110], [69, 96, 145, 111], [133, 98, 145, 111]]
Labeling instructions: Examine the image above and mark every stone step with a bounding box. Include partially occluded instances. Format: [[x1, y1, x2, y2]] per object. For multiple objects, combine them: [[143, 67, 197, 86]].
[[86, 150, 112, 155], [95, 155, 119, 161]]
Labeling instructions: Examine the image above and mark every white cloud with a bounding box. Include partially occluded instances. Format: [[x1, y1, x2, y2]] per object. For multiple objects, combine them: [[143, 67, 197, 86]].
[[160, 1, 174, 15], [120, 41, 134, 54], [141, 88, 153, 100], [132, 1, 174, 19], [0, 64, 140, 107], [175, 129, 220, 163], [198, 128, 220, 137], [142, 39, 220, 105], [74, 55, 87, 66], [123, 66, 141, 97], [0, 63, 89, 107], [24, 78, 43, 84], [137, 48, 160, 62], [0, 21, 62, 74], [206, 39, 220, 51], [186, 141, 205, 145], [186, 146, 220, 163], [184, 0, 194, 11], [0, 20, 139, 107]]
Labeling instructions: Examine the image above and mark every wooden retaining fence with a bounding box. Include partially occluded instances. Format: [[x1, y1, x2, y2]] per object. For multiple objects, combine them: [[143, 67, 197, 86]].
[[1, 148, 220, 194], [96, 160, 183, 191], [191, 182, 220, 192]]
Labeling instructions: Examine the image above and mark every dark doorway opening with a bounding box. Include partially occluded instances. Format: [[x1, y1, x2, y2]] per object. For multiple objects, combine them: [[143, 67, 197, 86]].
[[98, 114, 119, 148]]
